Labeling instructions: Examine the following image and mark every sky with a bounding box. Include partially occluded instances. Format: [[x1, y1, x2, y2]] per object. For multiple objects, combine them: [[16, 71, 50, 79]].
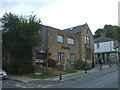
[[0, 0, 119, 34]]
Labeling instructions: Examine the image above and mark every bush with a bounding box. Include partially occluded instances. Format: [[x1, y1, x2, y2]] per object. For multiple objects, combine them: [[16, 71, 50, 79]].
[[47, 59, 57, 68], [74, 60, 87, 70], [2, 62, 18, 74], [3, 61, 35, 74], [86, 64, 92, 70], [64, 69, 77, 73]]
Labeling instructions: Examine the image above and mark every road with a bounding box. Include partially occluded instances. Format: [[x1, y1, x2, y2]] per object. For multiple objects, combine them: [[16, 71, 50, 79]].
[[43, 67, 118, 88], [1, 66, 119, 88], [2, 79, 38, 88]]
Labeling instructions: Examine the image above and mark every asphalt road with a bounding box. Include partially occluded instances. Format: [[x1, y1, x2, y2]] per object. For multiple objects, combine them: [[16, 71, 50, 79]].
[[1, 66, 119, 88], [2, 79, 25, 88], [2, 79, 38, 88], [43, 67, 118, 88]]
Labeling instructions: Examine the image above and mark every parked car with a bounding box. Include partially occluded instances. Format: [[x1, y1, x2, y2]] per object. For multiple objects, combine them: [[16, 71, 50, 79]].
[[0, 69, 7, 80]]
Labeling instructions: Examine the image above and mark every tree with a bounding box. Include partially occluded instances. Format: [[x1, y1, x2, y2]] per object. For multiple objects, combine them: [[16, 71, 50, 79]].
[[94, 24, 120, 41], [1, 12, 42, 74], [94, 29, 103, 38]]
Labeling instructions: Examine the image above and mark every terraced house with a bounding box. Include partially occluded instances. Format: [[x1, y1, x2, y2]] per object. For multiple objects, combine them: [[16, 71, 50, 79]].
[[34, 23, 94, 69]]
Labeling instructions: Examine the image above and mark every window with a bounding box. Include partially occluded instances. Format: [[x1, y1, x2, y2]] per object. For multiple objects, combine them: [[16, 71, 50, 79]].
[[97, 43, 100, 49], [67, 38, 74, 45], [87, 37, 90, 44], [58, 52, 64, 62], [85, 35, 90, 44], [57, 35, 64, 43], [69, 54, 75, 62], [113, 41, 117, 50]]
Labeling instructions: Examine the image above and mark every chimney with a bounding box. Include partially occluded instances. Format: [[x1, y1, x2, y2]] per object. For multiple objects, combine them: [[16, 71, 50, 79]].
[[101, 32, 106, 37]]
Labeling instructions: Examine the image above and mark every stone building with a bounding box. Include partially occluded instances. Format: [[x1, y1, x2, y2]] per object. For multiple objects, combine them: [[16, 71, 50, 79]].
[[64, 23, 94, 64], [94, 32, 120, 64], [35, 23, 94, 69]]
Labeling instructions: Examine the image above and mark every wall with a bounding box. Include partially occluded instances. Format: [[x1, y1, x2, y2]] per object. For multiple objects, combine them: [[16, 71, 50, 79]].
[[80, 27, 94, 63], [47, 26, 80, 63], [94, 41, 117, 53]]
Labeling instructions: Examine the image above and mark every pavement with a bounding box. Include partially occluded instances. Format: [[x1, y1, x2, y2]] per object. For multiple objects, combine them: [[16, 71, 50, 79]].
[[7, 64, 118, 88]]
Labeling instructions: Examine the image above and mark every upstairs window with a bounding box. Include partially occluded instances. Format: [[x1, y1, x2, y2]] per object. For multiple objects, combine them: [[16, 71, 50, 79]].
[[57, 35, 64, 43], [97, 43, 100, 49], [85, 35, 90, 44], [67, 38, 74, 45]]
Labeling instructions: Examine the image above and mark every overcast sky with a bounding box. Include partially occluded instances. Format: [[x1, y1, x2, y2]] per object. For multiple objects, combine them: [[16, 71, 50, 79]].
[[0, 0, 119, 34]]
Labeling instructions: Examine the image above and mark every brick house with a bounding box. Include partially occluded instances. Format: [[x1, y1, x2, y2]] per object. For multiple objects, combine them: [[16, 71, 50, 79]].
[[34, 23, 94, 69]]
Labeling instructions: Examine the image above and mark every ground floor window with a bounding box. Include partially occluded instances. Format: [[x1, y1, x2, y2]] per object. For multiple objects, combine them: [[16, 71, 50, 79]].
[[58, 52, 64, 62], [69, 54, 75, 62]]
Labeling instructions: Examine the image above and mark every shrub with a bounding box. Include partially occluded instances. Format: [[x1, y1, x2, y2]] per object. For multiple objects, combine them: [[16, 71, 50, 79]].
[[86, 64, 92, 70], [47, 59, 57, 68], [64, 69, 77, 73], [74, 60, 87, 70]]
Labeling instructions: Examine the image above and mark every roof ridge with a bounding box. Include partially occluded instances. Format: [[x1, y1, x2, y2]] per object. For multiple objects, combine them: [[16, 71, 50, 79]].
[[64, 23, 87, 30]]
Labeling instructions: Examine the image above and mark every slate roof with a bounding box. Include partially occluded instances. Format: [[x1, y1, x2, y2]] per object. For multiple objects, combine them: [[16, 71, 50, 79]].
[[94, 35, 114, 43], [64, 23, 89, 33]]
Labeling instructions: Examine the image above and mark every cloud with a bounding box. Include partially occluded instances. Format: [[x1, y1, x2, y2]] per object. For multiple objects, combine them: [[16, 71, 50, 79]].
[[37, 0, 118, 32], [0, 0, 119, 33], [0, 0, 58, 2]]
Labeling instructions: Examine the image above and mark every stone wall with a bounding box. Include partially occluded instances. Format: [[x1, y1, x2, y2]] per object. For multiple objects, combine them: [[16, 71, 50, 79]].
[[47, 26, 80, 65]]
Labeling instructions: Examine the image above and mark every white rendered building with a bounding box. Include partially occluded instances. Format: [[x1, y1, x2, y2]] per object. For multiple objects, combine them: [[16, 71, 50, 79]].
[[94, 33, 120, 64]]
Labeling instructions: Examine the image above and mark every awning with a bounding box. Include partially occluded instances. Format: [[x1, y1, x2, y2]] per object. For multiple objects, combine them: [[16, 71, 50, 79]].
[[95, 51, 120, 54]]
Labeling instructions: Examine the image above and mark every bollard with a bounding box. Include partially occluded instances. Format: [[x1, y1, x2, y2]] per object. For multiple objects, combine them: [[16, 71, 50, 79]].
[[85, 67, 87, 74], [59, 72, 62, 80]]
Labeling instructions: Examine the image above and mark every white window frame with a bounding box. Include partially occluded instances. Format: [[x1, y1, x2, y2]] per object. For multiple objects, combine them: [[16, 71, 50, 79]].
[[85, 35, 90, 44], [58, 52, 64, 62], [57, 35, 64, 43], [67, 38, 74, 45], [69, 54, 75, 62]]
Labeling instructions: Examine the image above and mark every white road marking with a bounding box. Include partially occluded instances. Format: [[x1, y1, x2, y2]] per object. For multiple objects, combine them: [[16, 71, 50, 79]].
[[42, 85, 52, 88], [2, 82, 10, 85], [15, 84, 26, 88]]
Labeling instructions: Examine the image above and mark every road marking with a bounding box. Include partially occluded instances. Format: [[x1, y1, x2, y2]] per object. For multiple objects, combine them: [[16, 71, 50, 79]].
[[15, 84, 26, 88], [2, 82, 10, 85], [42, 85, 52, 88]]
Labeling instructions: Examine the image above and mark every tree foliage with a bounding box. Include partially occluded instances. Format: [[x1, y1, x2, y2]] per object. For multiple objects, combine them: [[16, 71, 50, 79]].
[[94, 25, 120, 41], [1, 12, 42, 74]]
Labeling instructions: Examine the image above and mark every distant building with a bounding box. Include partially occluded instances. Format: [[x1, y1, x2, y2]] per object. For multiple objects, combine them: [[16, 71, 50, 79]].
[[34, 23, 94, 69], [94, 32, 120, 64]]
